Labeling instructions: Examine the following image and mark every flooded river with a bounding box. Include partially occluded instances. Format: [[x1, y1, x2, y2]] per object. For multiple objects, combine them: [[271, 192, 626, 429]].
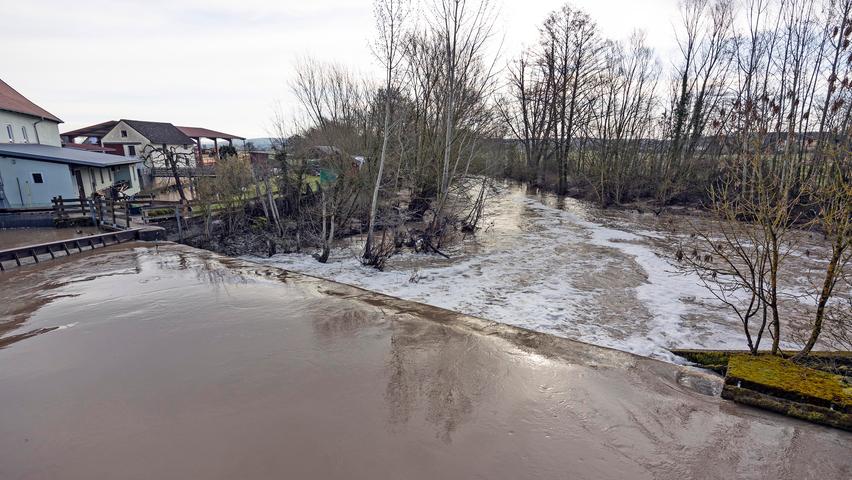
[[253, 182, 838, 362], [1, 243, 849, 479]]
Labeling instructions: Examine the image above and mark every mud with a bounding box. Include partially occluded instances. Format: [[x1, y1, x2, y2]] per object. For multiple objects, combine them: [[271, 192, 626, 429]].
[[0, 243, 849, 479]]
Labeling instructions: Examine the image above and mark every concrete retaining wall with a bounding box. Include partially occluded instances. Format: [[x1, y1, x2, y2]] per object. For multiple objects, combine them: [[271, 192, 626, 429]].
[[0, 212, 54, 228]]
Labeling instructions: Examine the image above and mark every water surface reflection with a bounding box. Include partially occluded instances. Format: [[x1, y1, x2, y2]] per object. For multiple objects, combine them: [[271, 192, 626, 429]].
[[0, 244, 848, 479]]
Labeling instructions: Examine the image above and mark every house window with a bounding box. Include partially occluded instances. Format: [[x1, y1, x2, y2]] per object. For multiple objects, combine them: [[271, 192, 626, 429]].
[[127, 145, 136, 156], [21, 126, 29, 143], [121, 129, 128, 138], [5, 124, 13, 143], [99, 169, 104, 183], [32, 173, 44, 184], [108, 169, 113, 181]]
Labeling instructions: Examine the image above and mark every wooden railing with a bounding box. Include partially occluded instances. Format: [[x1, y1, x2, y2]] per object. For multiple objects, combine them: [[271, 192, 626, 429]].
[[52, 196, 132, 229], [51, 196, 91, 221], [150, 166, 215, 178]]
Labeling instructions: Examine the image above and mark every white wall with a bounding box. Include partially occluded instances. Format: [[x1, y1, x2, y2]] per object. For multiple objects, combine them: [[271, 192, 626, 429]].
[[0, 110, 62, 147], [0, 156, 76, 208], [70, 163, 141, 198], [101, 121, 196, 168]]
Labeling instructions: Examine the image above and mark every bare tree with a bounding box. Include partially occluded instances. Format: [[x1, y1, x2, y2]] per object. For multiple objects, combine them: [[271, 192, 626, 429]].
[[430, 0, 500, 231], [498, 51, 555, 185], [139, 144, 195, 208], [798, 159, 852, 356], [661, 0, 734, 203], [365, 0, 410, 265], [290, 58, 374, 263], [685, 156, 803, 354]]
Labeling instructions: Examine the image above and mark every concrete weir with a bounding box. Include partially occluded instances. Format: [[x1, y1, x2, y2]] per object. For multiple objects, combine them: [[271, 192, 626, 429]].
[[0, 243, 849, 479]]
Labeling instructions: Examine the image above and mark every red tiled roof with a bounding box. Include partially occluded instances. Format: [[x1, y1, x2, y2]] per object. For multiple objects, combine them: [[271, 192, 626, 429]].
[[177, 126, 244, 140], [0, 78, 62, 123]]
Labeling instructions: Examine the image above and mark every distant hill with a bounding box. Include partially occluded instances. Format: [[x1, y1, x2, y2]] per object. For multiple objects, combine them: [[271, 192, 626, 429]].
[[243, 138, 285, 152]]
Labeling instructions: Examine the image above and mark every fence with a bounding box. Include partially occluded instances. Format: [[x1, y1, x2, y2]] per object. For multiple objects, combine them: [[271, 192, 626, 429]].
[[52, 196, 131, 229], [150, 166, 215, 178]]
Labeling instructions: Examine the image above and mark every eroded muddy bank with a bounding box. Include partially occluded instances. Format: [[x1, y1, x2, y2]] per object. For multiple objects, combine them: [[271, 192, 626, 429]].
[[0, 243, 849, 479]]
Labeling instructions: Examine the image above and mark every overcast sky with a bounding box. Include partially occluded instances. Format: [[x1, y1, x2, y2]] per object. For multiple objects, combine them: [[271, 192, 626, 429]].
[[3, 0, 681, 139]]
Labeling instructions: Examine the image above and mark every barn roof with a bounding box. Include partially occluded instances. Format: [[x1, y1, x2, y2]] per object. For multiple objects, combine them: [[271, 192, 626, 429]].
[[61, 120, 119, 139], [0, 79, 62, 123], [177, 126, 245, 140]]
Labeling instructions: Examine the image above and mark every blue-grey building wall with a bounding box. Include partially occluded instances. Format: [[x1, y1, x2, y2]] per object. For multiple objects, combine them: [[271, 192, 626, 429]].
[[0, 156, 76, 208]]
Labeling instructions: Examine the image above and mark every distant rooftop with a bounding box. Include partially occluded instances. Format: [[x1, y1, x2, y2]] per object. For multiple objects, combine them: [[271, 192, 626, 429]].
[[121, 119, 194, 146], [61, 120, 119, 139], [177, 126, 245, 140], [0, 79, 62, 123], [0, 144, 137, 167], [62, 143, 111, 153], [63, 121, 243, 144]]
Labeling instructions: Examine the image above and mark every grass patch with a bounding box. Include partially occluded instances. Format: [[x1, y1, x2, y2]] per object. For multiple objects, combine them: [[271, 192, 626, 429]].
[[145, 208, 176, 218]]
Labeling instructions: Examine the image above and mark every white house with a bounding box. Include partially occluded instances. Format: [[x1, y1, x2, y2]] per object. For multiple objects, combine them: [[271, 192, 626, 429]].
[[99, 119, 197, 168], [63, 121, 244, 167], [0, 79, 141, 208], [0, 78, 62, 147]]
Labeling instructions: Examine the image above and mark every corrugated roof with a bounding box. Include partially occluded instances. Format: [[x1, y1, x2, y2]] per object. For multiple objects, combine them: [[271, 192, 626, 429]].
[[177, 126, 245, 140], [0, 144, 138, 167], [0, 79, 62, 123], [122, 120, 194, 145]]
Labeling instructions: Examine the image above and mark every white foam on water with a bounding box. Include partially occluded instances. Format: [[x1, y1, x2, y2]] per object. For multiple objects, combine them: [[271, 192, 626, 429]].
[[246, 186, 800, 363]]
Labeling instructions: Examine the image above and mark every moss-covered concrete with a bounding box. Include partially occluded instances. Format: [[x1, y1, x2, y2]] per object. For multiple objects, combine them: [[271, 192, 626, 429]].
[[721, 384, 852, 431], [671, 348, 852, 376], [673, 349, 852, 430], [726, 354, 851, 411]]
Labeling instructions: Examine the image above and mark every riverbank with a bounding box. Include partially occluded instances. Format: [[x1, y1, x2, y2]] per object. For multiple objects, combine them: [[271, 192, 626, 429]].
[[249, 181, 838, 362], [0, 242, 849, 479]]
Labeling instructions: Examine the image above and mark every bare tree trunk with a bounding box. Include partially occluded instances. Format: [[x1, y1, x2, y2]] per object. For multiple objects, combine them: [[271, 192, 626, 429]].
[[167, 150, 189, 207], [799, 244, 842, 356], [365, 0, 407, 261]]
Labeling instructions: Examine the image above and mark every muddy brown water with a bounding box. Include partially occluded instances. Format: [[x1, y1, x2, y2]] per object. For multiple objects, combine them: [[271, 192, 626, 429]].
[[0, 243, 849, 479], [0, 226, 102, 250]]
